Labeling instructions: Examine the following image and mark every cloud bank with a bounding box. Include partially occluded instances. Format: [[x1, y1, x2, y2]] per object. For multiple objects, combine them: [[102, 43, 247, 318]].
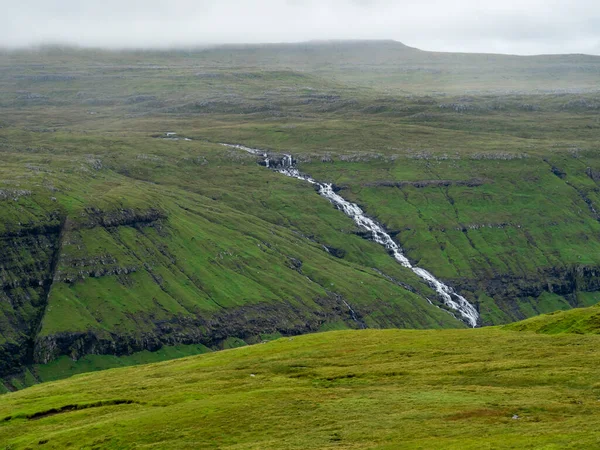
[[2, 0, 600, 55]]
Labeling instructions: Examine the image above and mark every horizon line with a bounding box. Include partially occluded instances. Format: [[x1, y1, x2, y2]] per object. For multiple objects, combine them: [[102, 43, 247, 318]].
[[1, 39, 599, 58]]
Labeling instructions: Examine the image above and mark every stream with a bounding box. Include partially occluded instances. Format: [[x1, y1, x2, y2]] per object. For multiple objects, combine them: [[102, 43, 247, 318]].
[[222, 143, 479, 327]]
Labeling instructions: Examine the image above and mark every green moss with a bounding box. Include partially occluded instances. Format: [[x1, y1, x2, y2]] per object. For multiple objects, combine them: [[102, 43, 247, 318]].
[[1, 45, 600, 385], [32, 343, 212, 383], [2, 328, 600, 448], [220, 337, 248, 350], [505, 304, 600, 334]]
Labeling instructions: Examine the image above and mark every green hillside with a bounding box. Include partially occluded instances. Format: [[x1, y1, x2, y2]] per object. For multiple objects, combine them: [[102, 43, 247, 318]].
[[0, 131, 460, 389], [1, 41, 600, 389], [6, 40, 599, 94], [2, 326, 600, 449], [505, 303, 600, 334]]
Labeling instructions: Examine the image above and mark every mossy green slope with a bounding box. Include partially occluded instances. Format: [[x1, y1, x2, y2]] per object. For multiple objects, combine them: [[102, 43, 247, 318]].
[[505, 303, 600, 334], [195, 114, 600, 325], [1, 327, 600, 449], [0, 129, 460, 387], [4, 41, 600, 94], [298, 153, 600, 324], [2, 43, 600, 388]]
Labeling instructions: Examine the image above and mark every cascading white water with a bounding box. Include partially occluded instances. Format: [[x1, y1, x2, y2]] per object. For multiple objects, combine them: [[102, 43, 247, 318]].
[[221, 143, 480, 327]]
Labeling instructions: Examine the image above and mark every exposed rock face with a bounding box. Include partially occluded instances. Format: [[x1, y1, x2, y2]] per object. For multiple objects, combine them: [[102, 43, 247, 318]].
[[361, 179, 487, 188], [33, 294, 368, 364], [0, 343, 27, 380], [586, 167, 600, 182], [258, 154, 296, 170], [551, 166, 567, 179], [75, 207, 166, 229], [0, 189, 32, 201], [0, 224, 62, 378], [0, 208, 168, 378], [454, 266, 600, 324], [323, 246, 346, 258]]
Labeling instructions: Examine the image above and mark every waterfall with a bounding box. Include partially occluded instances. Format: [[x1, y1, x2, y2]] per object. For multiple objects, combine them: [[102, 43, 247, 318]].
[[221, 143, 479, 327]]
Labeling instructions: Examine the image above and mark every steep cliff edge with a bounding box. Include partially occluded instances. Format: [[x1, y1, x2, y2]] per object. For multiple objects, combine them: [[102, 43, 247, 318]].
[[0, 214, 63, 378]]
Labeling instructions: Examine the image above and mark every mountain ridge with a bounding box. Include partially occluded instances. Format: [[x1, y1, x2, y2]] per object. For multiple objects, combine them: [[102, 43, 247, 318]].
[[4, 39, 600, 59]]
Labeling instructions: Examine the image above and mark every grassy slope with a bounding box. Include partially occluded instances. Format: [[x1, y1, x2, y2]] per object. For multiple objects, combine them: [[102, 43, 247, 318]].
[[302, 154, 600, 323], [1, 326, 600, 449], [7, 40, 598, 94], [1, 41, 600, 385], [0, 128, 460, 387], [193, 112, 600, 324], [505, 303, 600, 334]]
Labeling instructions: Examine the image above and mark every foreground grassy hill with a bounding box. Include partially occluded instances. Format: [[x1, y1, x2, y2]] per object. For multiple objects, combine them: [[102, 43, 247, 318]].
[[506, 303, 600, 334], [2, 324, 600, 449]]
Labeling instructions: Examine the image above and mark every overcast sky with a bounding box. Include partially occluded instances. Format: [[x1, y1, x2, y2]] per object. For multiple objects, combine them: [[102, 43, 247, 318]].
[[2, 0, 600, 55]]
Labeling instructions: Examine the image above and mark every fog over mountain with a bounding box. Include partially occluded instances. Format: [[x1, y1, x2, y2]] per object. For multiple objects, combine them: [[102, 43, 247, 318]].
[[2, 0, 600, 55]]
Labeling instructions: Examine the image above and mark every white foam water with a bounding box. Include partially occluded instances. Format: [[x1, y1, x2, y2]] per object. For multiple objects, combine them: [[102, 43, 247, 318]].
[[221, 143, 479, 327]]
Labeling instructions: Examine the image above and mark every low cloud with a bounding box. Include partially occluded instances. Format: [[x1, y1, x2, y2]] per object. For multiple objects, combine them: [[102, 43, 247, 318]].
[[2, 0, 600, 55]]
